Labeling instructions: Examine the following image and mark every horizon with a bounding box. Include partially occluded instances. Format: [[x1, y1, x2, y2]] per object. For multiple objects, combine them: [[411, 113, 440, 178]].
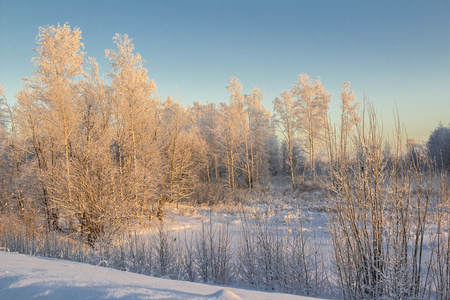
[[1, 0, 449, 142]]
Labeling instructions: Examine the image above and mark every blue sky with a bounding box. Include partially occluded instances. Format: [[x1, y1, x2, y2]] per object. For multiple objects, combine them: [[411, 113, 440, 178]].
[[1, 0, 449, 141]]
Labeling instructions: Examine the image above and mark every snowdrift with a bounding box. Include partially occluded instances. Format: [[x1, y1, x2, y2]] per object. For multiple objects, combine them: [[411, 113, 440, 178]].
[[0, 251, 322, 299]]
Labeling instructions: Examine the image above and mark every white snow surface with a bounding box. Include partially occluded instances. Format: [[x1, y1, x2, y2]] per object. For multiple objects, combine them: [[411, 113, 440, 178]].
[[0, 251, 323, 300]]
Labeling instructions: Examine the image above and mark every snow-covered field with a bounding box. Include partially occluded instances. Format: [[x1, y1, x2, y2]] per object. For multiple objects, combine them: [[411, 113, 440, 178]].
[[0, 251, 323, 300], [1, 186, 444, 299]]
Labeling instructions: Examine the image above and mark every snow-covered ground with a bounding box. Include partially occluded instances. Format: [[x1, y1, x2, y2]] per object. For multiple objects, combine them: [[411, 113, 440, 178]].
[[0, 251, 323, 300]]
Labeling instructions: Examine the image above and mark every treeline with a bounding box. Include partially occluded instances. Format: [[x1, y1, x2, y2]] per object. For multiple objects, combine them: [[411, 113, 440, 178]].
[[0, 24, 355, 244]]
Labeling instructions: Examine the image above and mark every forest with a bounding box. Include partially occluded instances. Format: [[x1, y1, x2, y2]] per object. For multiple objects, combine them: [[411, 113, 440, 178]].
[[0, 24, 449, 299]]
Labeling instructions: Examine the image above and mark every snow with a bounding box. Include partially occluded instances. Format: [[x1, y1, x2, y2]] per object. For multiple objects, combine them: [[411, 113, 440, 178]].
[[0, 251, 323, 300]]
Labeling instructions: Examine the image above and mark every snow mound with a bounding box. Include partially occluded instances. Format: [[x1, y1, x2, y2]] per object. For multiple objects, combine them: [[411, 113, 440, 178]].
[[206, 289, 243, 299], [0, 251, 324, 299]]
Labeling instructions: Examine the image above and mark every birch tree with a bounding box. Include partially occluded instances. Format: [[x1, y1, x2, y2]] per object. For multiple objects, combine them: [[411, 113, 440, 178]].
[[217, 77, 246, 192], [0, 86, 8, 129], [273, 90, 301, 189], [67, 58, 124, 244], [33, 23, 84, 203], [158, 96, 207, 214], [0, 86, 12, 212], [15, 24, 85, 230], [106, 34, 160, 220], [14, 88, 55, 230], [191, 101, 221, 183], [325, 82, 359, 192], [339, 81, 360, 155], [293, 74, 331, 181], [244, 87, 272, 190], [227, 78, 252, 188]]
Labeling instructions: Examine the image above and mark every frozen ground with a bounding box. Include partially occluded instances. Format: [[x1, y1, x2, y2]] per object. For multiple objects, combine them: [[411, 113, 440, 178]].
[[0, 251, 324, 300]]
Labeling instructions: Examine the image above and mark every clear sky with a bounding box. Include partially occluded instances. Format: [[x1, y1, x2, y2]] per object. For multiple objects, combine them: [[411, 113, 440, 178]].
[[1, 0, 449, 142]]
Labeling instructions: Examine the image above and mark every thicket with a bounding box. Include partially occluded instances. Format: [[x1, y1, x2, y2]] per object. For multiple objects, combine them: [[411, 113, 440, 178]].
[[0, 210, 330, 298], [326, 104, 449, 299]]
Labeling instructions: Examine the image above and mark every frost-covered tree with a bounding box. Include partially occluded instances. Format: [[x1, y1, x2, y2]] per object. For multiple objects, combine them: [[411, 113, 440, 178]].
[[0, 86, 12, 212], [293, 74, 332, 181], [427, 123, 450, 170], [326, 82, 360, 190], [339, 81, 359, 154], [273, 90, 301, 189], [14, 87, 55, 230], [158, 96, 207, 215], [0, 86, 9, 129], [244, 87, 272, 190], [191, 101, 221, 183], [67, 58, 124, 244], [106, 34, 160, 220], [15, 24, 85, 230], [216, 77, 272, 191], [0, 87, 42, 236], [32, 23, 84, 203], [217, 77, 246, 192]]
